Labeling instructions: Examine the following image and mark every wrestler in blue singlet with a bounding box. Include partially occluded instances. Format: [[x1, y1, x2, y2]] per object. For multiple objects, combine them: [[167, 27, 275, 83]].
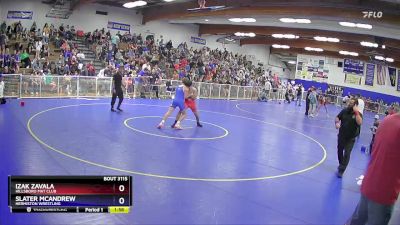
[[171, 85, 185, 110]]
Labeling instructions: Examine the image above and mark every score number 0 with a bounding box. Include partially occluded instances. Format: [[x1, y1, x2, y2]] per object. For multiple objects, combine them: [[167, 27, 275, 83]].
[[118, 185, 125, 205]]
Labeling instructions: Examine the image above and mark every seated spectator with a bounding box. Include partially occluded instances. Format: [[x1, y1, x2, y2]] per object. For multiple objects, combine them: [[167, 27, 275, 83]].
[[0, 32, 6, 52], [3, 48, 11, 68], [30, 22, 37, 33], [11, 50, 20, 73], [87, 61, 95, 76]]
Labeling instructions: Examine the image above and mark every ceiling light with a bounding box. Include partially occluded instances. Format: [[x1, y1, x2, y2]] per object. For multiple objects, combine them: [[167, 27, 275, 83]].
[[305, 47, 323, 52], [339, 51, 358, 56], [327, 38, 340, 42], [361, 41, 378, 48], [296, 19, 311, 24], [163, 0, 176, 2], [272, 44, 290, 49], [272, 34, 283, 38], [205, 19, 209, 22], [123, 1, 147, 8], [314, 36, 340, 42], [314, 36, 327, 41], [243, 18, 256, 22], [382, 45, 386, 49], [385, 57, 394, 62], [374, 56, 394, 63], [229, 18, 256, 23], [288, 61, 296, 64], [280, 18, 296, 23], [272, 34, 299, 39], [280, 18, 311, 23], [339, 22, 372, 29], [356, 23, 372, 29], [234, 32, 256, 37], [229, 18, 242, 23], [339, 22, 356, 27]]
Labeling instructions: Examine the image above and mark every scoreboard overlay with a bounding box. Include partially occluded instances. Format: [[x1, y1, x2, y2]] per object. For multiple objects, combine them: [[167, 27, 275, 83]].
[[8, 176, 132, 213]]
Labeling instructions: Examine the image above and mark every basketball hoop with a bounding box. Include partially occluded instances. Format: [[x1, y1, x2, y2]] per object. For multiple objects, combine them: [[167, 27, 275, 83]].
[[187, 0, 229, 12], [198, 0, 206, 8]]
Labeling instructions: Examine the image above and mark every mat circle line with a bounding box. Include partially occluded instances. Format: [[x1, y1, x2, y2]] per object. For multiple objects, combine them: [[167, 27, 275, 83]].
[[27, 103, 327, 182], [124, 116, 229, 140]]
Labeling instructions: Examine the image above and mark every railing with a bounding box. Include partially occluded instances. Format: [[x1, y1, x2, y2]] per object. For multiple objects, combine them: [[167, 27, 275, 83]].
[[1, 74, 393, 115], [1, 75, 261, 100]]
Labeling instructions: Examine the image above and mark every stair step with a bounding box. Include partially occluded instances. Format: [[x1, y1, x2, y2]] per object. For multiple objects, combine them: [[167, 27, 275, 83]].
[[81, 51, 94, 54]]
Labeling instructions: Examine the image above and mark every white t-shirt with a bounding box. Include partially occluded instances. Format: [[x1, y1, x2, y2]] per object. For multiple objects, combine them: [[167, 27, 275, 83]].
[[97, 69, 105, 78], [343, 96, 349, 103], [358, 98, 365, 115], [76, 53, 85, 59], [0, 81, 5, 98], [265, 81, 272, 91]]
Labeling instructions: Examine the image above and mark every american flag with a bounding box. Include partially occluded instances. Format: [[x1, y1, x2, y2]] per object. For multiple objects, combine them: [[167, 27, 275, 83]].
[[376, 64, 387, 85]]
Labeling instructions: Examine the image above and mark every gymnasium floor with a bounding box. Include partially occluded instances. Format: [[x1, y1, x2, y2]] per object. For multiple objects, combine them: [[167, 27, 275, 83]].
[[1, 98, 399, 225]]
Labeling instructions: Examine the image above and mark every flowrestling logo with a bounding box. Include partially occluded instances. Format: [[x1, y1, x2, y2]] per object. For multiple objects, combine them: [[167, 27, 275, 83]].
[[362, 11, 383, 19]]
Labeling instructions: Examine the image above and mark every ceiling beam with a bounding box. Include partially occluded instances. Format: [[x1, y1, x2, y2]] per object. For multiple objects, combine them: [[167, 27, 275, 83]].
[[199, 24, 400, 49], [270, 48, 400, 68], [142, 0, 400, 26], [239, 37, 400, 61]]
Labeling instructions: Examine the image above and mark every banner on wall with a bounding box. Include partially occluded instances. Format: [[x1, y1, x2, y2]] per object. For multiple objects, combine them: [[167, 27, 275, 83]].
[[365, 63, 375, 86], [107, 21, 130, 32], [343, 58, 364, 75], [190, 36, 206, 45], [397, 69, 400, 91], [388, 67, 396, 87], [345, 74, 362, 85], [7, 11, 33, 20], [376, 64, 387, 85], [295, 55, 329, 82]]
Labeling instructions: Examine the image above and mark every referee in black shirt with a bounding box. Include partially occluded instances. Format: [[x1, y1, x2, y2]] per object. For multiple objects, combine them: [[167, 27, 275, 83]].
[[335, 98, 363, 178], [111, 67, 124, 112]]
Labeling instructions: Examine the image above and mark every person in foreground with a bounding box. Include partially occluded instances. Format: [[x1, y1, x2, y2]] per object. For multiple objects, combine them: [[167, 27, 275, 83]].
[[347, 105, 400, 225], [335, 98, 363, 178], [157, 78, 192, 129]]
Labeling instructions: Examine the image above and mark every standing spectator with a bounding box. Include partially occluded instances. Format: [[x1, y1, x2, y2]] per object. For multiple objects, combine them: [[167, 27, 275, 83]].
[[271, 80, 279, 101], [0, 75, 5, 104], [296, 84, 303, 106], [264, 79, 272, 100], [335, 98, 363, 178], [348, 107, 400, 225], [0, 49, 4, 68], [356, 94, 365, 115], [35, 39, 43, 59], [308, 87, 317, 117], [43, 23, 50, 44], [369, 115, 380, 154]]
